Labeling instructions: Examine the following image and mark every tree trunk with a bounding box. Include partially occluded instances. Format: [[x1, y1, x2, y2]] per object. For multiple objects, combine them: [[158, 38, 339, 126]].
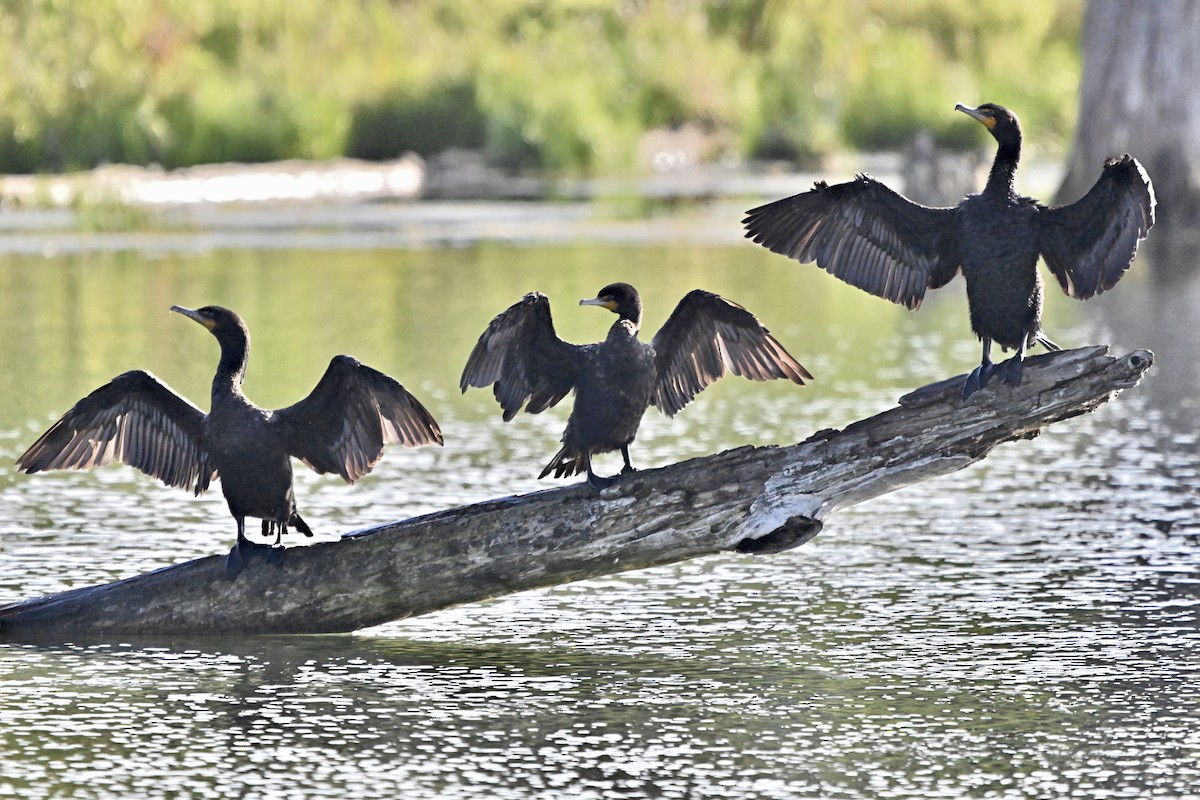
[[1056, 0, 1200, 272], [0, 346, 1153, 640]]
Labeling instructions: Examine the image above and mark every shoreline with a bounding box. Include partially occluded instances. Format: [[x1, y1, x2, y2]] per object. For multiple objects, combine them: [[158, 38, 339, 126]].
[[0, 152, 1066, 255]]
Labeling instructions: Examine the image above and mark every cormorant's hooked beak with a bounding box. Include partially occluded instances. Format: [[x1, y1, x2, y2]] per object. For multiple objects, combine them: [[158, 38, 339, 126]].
[[171, 305, 216, 331], [955, 103, 996, 130], [580, 296, 618, 312]]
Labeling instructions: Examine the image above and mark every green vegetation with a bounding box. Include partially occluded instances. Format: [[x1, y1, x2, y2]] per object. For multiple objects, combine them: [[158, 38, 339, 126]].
[[0, 0, 1083, 176]]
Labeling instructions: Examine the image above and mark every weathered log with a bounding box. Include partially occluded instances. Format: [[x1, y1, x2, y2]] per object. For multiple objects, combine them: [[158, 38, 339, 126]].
[[0, 346, 1153, 639]]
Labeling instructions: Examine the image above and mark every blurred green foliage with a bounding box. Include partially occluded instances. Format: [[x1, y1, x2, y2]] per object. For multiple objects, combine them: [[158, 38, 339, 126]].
[[0, 0, 1082, 175]]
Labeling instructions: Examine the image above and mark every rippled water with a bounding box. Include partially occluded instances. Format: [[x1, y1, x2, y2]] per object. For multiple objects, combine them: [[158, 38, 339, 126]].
[[1, 207, 1198, 798]]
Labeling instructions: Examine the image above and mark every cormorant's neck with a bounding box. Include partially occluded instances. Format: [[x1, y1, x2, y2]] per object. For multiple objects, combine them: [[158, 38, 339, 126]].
[[617, 304, 642, 328], [986, 138, 1021, 195], [211, 334, 249, 399]]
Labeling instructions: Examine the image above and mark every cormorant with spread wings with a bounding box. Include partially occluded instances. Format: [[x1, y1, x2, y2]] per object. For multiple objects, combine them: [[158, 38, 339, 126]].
[[460, 283, 811, 490], [17, 305, 443, 579], [744, 102, 1155, 399]]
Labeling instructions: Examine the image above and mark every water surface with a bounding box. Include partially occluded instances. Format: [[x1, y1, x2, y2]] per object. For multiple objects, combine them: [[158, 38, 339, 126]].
[[1, 205, 1197, 798]]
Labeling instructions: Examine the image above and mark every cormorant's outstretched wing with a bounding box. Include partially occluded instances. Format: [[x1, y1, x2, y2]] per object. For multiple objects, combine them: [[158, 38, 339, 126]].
[[743, 175, 962, 309], [459, 292, 583, 420], [16, 370, 214, 495], [651, 290, 812, 418], [274, 356, 443, 483], [1040, 155, 1155, 300]]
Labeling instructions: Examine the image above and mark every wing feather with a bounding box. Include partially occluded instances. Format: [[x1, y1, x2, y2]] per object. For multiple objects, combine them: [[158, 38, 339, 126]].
[[459, 292, 583, 421], [273, 356, 443, 483], [744, 174, 962, 309], [650, 291, 812, 418], [16, 370, 214, 495], [1040, 154, 1155, 300]]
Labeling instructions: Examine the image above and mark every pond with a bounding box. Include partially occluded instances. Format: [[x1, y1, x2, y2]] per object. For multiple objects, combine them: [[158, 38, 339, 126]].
[[1, 201, 1197, 799]]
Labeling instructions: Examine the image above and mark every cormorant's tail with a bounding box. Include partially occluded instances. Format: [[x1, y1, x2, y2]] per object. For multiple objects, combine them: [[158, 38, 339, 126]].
[[539, 446, 588, 480], [1035, 333, 1062, 352], [289, 513, 314, 537]]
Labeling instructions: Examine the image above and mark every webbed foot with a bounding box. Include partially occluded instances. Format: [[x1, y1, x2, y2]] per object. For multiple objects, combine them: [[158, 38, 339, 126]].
[[225, 545, 246, 581], [996, 354, 1024, 387], [586, 469, 617, 491], [961, 362, 995, 401], [225, 536, 282, 580], [265, 546, 286, 567]]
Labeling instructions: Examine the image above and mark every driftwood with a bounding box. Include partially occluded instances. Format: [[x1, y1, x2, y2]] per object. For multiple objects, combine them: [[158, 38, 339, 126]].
[[0, 346, 1153, 639]]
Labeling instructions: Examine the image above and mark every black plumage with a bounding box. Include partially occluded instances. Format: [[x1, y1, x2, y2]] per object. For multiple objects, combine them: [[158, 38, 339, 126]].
[[17, 305, 443, 579], [460, 283, 811, 490], [744, 102, 1155, 399]]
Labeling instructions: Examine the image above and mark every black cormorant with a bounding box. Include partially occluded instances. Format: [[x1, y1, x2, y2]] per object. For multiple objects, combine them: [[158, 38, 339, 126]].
[[460, 283, 811, 490], [743, 102, 1155, 399], [16, 305, 444, 579]]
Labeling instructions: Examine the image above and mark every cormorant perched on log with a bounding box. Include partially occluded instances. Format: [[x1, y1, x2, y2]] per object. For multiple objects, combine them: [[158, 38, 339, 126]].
[[460, 283, 811, 490], [744, 102, 1155, 400], [16, 305, 444, 579]]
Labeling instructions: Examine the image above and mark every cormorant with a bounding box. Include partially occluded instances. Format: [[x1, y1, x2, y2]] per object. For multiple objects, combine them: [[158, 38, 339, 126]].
[[743, 102, 1155, 399], [460, 283, 811, 490], [16, 305, 444, 579]]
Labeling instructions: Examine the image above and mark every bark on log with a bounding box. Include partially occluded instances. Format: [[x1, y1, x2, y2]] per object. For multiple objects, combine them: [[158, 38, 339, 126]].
[[0, 346, 1153, 640]]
